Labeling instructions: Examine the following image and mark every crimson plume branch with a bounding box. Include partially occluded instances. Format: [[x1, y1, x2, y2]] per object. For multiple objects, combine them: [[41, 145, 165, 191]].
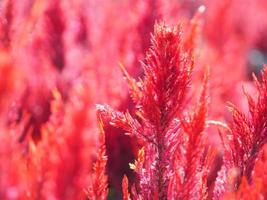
[[86, 114, 108, 200], [214, 67, 267, 198], [98, 19, 211, 199]]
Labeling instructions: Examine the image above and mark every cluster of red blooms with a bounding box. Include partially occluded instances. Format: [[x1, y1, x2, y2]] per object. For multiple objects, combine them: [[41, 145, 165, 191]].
[[0, 0, 267, 199]]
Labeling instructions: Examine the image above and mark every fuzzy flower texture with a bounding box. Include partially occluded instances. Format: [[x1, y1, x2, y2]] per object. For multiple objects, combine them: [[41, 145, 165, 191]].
[[1, 0, 267, 200]]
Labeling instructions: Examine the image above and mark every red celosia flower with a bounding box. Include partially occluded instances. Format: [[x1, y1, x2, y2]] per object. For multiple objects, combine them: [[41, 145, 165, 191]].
[[167, 72, 215, 200], [86, 114, 108, 200], [34, 88, 92, 199], [98, 19, 214, 199], [214, 66, 267, 198]]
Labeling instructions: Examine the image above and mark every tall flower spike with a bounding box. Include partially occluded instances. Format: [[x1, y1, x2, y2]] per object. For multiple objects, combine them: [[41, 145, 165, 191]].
[[86, 114, 108, 200], [184, 5, 206, 53], [214, 66, 267, 198], [167, 71, 213, 200], [98, 21, 196, 199]]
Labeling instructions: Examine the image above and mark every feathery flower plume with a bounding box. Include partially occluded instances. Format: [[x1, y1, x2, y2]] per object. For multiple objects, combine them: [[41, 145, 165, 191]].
[[98, 9, 211, 198], [167, 72, 215, 200], [86, 114, 108, 200], [98, 21, 193, 198], [214, 66, 267, 198]]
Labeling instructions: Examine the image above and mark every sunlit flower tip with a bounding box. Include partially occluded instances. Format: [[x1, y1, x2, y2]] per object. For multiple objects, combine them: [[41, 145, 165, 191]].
[[198, 5, 206, 13]]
